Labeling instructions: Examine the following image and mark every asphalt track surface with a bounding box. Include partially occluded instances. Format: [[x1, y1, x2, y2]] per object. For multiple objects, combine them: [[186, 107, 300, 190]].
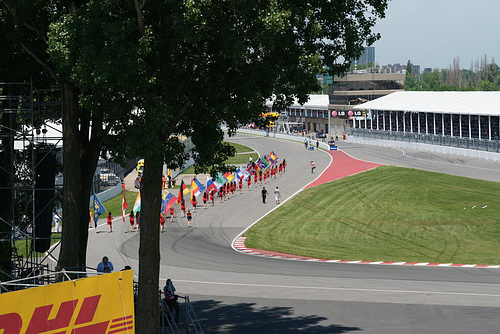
[[87, 133, 500, 333]]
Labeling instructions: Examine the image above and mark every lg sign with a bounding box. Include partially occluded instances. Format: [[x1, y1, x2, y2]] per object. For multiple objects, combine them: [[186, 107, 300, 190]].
[[331, 110, 364, 118]]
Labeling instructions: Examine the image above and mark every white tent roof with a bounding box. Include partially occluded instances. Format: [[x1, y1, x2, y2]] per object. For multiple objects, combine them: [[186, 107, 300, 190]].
[[266, 94, 329, 110], [353, 91, 500, 116]]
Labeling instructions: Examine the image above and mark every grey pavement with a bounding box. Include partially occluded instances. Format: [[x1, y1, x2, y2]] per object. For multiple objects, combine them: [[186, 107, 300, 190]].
[[86, 132, 500, 333]]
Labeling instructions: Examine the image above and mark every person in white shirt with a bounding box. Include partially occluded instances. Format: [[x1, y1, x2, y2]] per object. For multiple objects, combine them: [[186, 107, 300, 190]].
[[274, 187, 281, 204]]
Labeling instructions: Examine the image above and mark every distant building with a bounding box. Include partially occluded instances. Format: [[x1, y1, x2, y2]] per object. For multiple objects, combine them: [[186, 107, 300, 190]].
[[353, 46, 375, 67], [381, 63, 420, 75]]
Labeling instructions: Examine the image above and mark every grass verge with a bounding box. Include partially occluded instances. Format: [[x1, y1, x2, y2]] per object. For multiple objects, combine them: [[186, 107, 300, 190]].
[[244, 166, 500, 265], [181, 141, 258, 174]]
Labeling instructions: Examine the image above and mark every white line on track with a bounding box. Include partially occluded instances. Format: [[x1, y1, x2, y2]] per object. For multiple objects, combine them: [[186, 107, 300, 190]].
[[230, 140, 333, 250], [398, 148, 500, 172], [159, 278, 500, 298]]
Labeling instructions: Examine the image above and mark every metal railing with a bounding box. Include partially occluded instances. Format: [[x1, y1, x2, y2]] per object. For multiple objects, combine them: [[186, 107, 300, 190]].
[[351, 128, 500, 153], [158, 291, 204, 334]]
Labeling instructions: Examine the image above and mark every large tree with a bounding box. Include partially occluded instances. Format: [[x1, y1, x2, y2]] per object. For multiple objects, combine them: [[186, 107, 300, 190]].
[[123, 1, 387, 330], [2, 0, 387, 331]]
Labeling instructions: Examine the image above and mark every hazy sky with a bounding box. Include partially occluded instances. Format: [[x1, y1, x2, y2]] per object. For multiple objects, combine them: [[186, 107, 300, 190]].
[[372, 0, 500, 70]]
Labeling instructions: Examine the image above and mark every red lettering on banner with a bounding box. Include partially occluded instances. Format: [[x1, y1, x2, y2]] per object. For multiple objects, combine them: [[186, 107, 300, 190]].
[[72, 321, 109, 334], [26, 299, 78, 334], [0, 313, 22, 334], [74, 295, 101, 325]]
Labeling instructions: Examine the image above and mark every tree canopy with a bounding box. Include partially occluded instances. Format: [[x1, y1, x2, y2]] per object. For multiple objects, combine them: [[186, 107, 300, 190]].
[[404, 56, 500, 91], [1, 0, 388, 330]]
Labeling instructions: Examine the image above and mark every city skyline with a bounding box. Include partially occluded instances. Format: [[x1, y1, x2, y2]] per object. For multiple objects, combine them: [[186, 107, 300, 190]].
[[372, 0, 500, 70]]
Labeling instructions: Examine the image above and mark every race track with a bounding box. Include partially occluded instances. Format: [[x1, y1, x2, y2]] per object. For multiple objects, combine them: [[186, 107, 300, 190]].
[[87, 133, 500, 333]]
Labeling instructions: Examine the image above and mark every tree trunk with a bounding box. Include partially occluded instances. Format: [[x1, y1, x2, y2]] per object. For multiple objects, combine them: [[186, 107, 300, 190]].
[[136, 155, 162, 332], [57, 85, 101, 273]]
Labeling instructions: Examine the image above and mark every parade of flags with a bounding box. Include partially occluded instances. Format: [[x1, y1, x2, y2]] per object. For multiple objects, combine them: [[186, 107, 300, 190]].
[[177, 179, 189, 204], [161, 190, 178, 213], [191, 177, 205, 198], [92, 192, 106, 228], [110, 151, 283, 228], [133, 192, 141, 214], [122, 191, 128, 222]]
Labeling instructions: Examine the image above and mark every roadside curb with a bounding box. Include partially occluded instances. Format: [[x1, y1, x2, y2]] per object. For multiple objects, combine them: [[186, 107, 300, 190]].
[[234, 237, 500, 269]]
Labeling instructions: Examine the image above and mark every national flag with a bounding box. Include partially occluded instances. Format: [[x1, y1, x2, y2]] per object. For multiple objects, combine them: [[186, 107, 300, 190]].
[[267, 155, 276, 165], [206, 176, 217, 193], [191, 177, 206, 198], [133, 192, 141, 214], [177, 180, 189, 204], [264, 155, 272, 165], [121, 191, 128, 222], [161, 190, 178, 213], [224, 172, 234, 183], [246, 164, 256, 175], [92, 192, 106, 228], [235, 168, 243, 180], [256, 157, 268, 171], [217, 173, 228, 185], [213, 176, 224, 189], [240, 167, 251, 181], [270, 151, 279, 162]]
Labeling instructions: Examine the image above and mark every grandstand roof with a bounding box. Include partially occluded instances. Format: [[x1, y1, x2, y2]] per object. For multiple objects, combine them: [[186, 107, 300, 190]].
[[266, 94, 329, 110], [353, 91, 500, 116]]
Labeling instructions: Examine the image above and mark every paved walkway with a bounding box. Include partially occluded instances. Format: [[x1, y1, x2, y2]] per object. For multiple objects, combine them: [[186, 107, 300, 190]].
[[305, 150, 382, 189]]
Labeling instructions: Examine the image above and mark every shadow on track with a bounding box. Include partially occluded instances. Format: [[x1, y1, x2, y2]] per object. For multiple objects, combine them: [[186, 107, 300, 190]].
[[191, 299, 360, 333]]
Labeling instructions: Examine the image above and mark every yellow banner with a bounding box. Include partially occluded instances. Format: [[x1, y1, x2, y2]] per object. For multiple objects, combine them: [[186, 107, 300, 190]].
[[0, 270, 135, 334]]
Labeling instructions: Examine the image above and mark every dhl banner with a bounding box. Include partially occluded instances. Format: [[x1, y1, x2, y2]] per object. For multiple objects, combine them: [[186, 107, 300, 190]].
[[0, 270, 135, 334]]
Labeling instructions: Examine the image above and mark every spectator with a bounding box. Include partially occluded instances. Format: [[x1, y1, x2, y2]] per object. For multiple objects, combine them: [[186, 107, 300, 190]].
[[163, 279, 179, 323], [310, 161, 316, 174], [97, 256, 114, 273]]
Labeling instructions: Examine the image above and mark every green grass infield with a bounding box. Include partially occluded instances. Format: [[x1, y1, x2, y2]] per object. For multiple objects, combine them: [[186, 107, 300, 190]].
[[181, 141, 258, 174], [244, 165, 500, 265]]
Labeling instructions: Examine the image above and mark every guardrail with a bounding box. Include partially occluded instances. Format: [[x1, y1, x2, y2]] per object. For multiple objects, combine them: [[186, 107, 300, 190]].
[[350, 128, 500, 161]]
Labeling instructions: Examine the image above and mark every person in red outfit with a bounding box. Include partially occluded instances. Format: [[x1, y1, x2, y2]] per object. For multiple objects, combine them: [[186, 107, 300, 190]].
[[169, 206, 175, 223], [160, 213, 166, 233], [187, 209, 192, 227], [107, 212, 113, 233], [129, 211, 135, 232], [203, 192, 207, 209], [181, 199, 186, 217], [191, 195, 197, 212]]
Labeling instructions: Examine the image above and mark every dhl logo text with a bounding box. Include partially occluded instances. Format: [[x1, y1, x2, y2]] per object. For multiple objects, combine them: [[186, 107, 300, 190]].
[[0, 295, 134, 334]]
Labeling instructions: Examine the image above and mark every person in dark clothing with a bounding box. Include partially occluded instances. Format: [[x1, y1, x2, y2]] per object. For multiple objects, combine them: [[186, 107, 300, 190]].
[[163, 279, 180, 323], [261, 187, 268, 204]]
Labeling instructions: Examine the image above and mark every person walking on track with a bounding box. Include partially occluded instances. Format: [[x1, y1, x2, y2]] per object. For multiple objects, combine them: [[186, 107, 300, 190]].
[[261, 187, 268, 204]]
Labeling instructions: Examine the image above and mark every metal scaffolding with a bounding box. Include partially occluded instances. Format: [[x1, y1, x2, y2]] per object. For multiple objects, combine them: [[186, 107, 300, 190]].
[[0, 81, 63, 285]]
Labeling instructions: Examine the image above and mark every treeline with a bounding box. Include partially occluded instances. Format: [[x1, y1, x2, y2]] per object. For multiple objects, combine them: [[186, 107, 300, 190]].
[[405, 56, 500, 91]]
